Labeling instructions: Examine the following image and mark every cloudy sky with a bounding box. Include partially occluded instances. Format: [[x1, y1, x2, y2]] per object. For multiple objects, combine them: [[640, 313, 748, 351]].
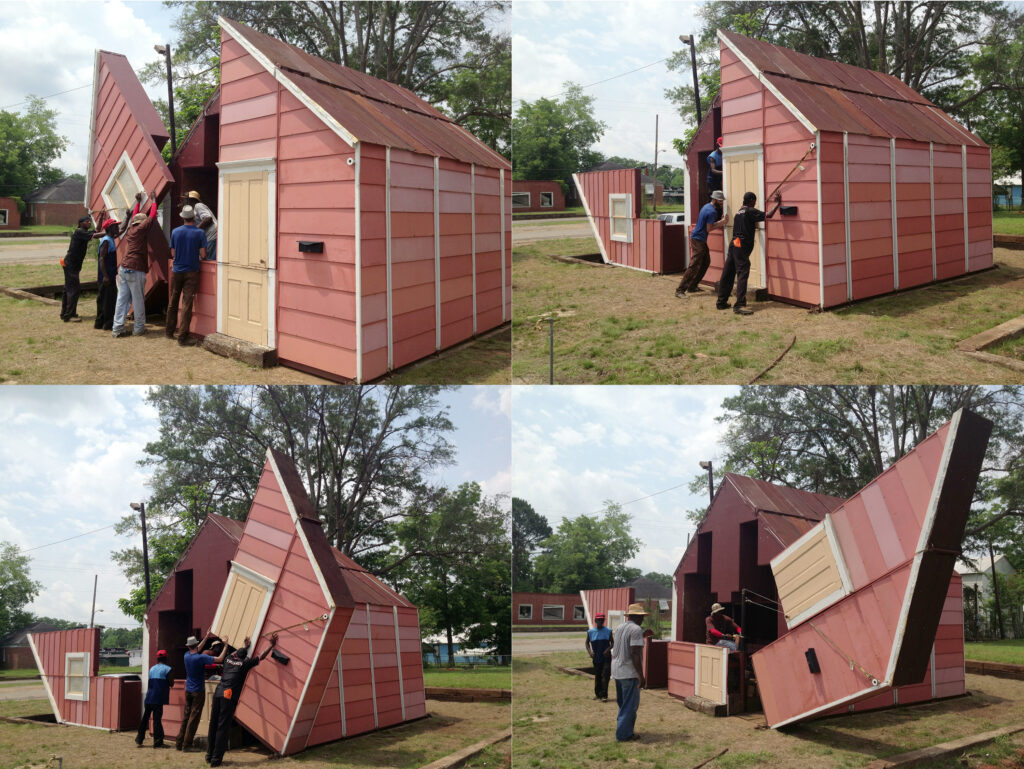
[[0, 386, 510, 630], [0, 2, 179, 180], [512, 386, 738, 577], [513, 0, 706, 170]]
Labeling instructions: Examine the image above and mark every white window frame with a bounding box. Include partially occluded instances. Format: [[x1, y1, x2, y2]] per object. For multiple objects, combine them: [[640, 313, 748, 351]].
[[0, 209, 8, 226], [572, 605, 585, 621], [65, 652, 90, 701], [101, 150, 144, 217], [209, 560, 277, 648], [512, 191, 530, 209], [609, 193, 633, 243], [518, 604, 533, 620], [542, 604, 565, 621], [539, 191, 554, 208]]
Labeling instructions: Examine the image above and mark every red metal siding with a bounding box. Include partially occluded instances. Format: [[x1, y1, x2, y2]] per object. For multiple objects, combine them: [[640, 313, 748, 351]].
[[666, 641, 697, 700], [512, 592, 586, 626], [475, 166, 505, 333], [579, 588, 636, 625], [0, 198, 21, 229]]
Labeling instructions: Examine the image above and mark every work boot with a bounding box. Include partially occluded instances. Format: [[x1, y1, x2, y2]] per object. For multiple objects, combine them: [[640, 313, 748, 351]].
[[734, 306, 753, 316]]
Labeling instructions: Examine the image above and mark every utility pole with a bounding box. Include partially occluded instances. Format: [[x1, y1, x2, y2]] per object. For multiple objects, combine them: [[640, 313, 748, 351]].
[[131, 502, 151, 607], [989, 542, 1005, 639], [89, 575, 98, 628], [699, 460, 714, 503], [155, 44, 176, 158], [652, 114, 659, 214], [679, 35, 702, 126]]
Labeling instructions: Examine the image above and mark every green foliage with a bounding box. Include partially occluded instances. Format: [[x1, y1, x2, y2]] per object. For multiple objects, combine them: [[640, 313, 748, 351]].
[[0, 544, 42, 640], [512, 83, 605, 180], [512, 497, 551, 591], [114, 518, 196, 622], [641, 572, 672, 589], [141, 1, 510, 154], [532, 503, 641, 593], [0, 96, 69, 199], [389, 483, 510, 657], [640, 599, 666, 639], [29, 616, 79, 631], [100, 626, 143, 649]]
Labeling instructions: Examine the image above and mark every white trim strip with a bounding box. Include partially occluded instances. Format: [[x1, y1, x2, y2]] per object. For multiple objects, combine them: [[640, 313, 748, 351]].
[[219, 17, 358, 148], [267, 165, 277, 347], [843, 133, 852, 301], [930, 142, 937, 281], [718, 31, 817, 135], [930, 643, 937, 699], [962, 145, 969, 272], [891, 138, 899, 290], [573, 172, 609, 263], [27, 634, 62, 723], [101, 150, 145, 215], [500, 168, 507, 322], [825, 515, 854, 594], [216, 170, 225, 334], [681, 157, 691, 267], [266, 448, 335, 608], [471, 164, 477, 335], [393, 606, 406, 721], [85, 50, 100, 215], [216, 157, 277, 173], [354, 144, 362, 382], [771, 683, 882, 729], [434, 157, 441, 350], [385, 147, 393, 371], [366, 604, 378, 728], [579, 590, 592, 627], [338, 648, 346, 736], [286, 605, 336, 753]]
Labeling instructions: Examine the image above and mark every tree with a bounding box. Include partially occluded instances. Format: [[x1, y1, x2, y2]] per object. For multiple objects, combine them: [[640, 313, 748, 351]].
[[101, 626, 144, 650], [0, 96, 69, 199], [694, 386, 1024, 553], [512, 497, 550, 591], [115, 518, 198, 622], [389, 483, 510, 661], [113, 385, 456, 615], [642, 572, 673, 589], [139, 1, 510, 155], [532, 503, 641, 594], [0, 544, 42, 640], [512, 83, 605, 180]]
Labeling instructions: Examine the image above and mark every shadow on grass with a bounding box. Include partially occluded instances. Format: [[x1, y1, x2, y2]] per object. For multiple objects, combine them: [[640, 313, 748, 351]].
[[293, 713, 464, 766], [836, 261, 1024, 320]]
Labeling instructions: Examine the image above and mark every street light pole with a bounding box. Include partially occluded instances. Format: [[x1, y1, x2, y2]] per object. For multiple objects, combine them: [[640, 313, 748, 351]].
[[679, 35, 702, 127], [699, 460, 714, 503], [131, 502, 151, 607], [155, 44, 176, 158]]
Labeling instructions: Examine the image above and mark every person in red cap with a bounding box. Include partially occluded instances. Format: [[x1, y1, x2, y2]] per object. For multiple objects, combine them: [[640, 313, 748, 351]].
[[93, 218, 119, 330], [136, 649, 174, 748], [585, 612, 613, 701], [706, 137, 724, 198]]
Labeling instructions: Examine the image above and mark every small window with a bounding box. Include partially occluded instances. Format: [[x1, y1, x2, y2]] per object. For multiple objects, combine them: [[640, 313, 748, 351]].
[[512, 192, 530, 209], [573, 605, 585, 620], [542, 605, 564, 621], [609, 193, 633, 243], [539, 192, 554, 208], [65, 652, 90, 701], [102, 151, 143, 216], [518, 604, 533, 620], [0, 209, 8, 226]]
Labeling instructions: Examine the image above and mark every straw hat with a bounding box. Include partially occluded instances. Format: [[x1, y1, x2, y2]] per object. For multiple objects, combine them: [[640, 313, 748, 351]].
[[710, 602, 725, 615], [626, 602, 649, 616]]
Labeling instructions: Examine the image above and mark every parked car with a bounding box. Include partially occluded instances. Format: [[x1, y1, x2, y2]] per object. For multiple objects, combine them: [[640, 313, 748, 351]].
[[657, 212, 686, 224]]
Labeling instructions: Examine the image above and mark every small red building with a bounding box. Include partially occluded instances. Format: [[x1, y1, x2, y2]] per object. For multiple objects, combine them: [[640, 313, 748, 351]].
[[667, 409, 989, 727], [25, 178, 88, 227], [87, 17, 510, 382], [512, 180, 565, 212], [143, 449, 425, 755], [0, 197, 22, 230], [578, 587, 635, 629], [513, 592, 586, 626]]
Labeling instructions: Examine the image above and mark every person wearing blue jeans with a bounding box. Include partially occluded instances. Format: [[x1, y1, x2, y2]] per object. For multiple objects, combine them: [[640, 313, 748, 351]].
[[610, 603, 648, 742], [112, 198, 158, 337]]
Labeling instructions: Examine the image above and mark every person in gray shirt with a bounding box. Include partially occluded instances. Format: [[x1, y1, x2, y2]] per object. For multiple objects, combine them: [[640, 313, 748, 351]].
[[610, 602, 648, 741], [185, 190, 218, 260]]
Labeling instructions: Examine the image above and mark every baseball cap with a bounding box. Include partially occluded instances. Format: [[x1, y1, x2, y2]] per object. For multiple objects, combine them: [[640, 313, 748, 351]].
[[595, 612, 606, 620], [156, 649, 167, 658]]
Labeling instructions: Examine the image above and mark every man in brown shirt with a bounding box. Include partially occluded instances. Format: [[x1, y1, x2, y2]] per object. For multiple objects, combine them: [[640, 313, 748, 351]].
[[112, 191, 158, 337]]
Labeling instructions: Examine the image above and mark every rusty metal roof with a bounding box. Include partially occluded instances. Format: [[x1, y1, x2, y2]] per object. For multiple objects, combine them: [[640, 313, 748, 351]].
[[221, 18, 509, 169], [719, 29, 986, 147], [724, 473, 843, 520]]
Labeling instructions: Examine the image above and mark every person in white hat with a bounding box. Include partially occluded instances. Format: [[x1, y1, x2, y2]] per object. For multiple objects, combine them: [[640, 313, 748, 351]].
[[610, 602, 647, 741], [676, 189, 725, 296], [706, 602, 742, 651], [175, 632, 227, 751]]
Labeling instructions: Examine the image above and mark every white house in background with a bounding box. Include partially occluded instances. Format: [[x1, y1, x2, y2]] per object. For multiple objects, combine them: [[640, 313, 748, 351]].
[[956, 553, 1017, 599], [128, 648, 142, 667]]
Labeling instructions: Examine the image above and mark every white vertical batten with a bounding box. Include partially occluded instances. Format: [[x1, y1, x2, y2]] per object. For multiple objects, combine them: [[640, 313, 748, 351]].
[[354, 143, 362, 382], [843, 133, 852, 301], [891, 137, 899, 290], [471, 164, 477, 334], [266, 164, 277, 348], [216, 171, 225, 333], [434, 157, 441, 349], [393, 606, 406, 720], [500, 168, 507, 322], [385, 147, 393, 371], [366, 604, 379, 728], [962, 144, 969, 272], [337, 648, 346, 736], [816, 133, 824, 307], [930, 142, 937, 280]]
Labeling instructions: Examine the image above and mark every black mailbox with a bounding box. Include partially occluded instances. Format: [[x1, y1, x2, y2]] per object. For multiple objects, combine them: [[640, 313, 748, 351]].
[[298, 241, 324, 253], [780, 205, 799, 216]]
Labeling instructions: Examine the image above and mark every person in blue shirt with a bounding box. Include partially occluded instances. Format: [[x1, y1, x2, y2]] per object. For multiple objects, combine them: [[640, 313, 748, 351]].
[[93, 219, 119, 330], [136, 649, 174, 748], [585, 612, 614, 702], [706, 137, 724, 194], [175, 632, 228, 752], [676, 190, 725, 296], [165, 205, 208, 346]]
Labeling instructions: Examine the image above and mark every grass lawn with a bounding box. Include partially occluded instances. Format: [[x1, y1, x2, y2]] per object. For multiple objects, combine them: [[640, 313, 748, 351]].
[[423, 666, 511, 689], [0, 224, 76, 237], [512, 651, 1024, 769], [514, 206, 586, 218], [513, 237, 1024, 384], [965, 639, 1024, 665], [0, 669, 38, 680], [994, 210, 1024, 235], [0, 260, 69, 289]]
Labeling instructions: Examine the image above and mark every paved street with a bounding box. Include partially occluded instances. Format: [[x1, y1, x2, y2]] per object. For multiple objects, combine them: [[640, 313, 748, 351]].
[[0, 680, 46, 700], [512, 217, 592, 244], [0, 237, 66, 265], [512, 631, 585, 657]]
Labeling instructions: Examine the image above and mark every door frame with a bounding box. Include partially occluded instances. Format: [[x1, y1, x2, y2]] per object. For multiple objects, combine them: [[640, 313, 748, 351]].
[[721, 143, 766, 288], [215, 156, 277, 346]]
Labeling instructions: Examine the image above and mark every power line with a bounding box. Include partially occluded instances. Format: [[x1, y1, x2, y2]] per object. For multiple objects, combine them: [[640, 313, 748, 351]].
[[514, 56, 669, 104], [21, 523, 120, 553], [1, 84, 92, 111]]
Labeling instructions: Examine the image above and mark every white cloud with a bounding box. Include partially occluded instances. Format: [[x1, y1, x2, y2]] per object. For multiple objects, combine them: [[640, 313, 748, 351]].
[[472, 386, 511, 418]]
